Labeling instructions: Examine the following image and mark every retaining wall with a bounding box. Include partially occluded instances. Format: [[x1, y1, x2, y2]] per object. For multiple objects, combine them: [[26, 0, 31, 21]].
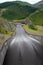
[[0, 37, 12, 65]]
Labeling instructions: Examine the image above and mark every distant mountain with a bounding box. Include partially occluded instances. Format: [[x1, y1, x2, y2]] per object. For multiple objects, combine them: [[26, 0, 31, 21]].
[[0, 1, 31, 8], [0, 1, 37, 20], [33, 1, 43, 8]]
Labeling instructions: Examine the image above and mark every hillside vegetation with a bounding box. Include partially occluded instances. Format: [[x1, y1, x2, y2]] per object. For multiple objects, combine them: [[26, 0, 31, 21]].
[[0, 18, 8, 34], [0, 17, 15, 35], [29, 9, 43, 26], [0, 1, 31, 8], [0, 1, 37, 20]]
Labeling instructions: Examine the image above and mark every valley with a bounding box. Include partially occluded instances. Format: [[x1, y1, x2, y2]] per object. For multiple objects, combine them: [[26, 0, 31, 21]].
[[0, 0, 43, 46]]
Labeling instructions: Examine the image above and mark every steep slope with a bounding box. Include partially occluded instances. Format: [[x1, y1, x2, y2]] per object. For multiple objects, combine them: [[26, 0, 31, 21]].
[[0, 1, 37, 20], [0, 18, 8, 34], [29, 9, 43, 25], [0, 18, 15, 34]]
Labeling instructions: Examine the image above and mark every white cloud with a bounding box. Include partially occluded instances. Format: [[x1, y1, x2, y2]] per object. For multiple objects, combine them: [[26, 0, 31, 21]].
[[21, 0, 41, 4], [0, 0, 41, 4], [0, 0, 15, 3]]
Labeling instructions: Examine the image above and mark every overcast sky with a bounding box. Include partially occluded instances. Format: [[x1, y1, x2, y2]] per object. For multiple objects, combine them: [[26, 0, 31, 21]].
[[0, 0, 41, 4]]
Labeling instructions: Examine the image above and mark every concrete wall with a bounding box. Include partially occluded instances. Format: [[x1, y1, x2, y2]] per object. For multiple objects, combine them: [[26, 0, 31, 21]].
[[0, 42, 8, 65], [0, 38, 12, 65]]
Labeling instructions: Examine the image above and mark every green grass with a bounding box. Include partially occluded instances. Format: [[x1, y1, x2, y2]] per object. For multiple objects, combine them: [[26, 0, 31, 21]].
[[23, 25, 43, 36], [29, 25, 37, 30], [29, 9, 43, 26], [0, 23, 8, 34], [0, 18, 8, 34]]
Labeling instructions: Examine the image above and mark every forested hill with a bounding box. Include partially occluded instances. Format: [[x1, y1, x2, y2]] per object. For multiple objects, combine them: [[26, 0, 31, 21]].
[[0, 1, 37, 20]]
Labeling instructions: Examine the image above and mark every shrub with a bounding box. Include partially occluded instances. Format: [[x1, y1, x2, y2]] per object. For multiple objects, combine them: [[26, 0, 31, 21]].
[[29, 25, 37, 30]]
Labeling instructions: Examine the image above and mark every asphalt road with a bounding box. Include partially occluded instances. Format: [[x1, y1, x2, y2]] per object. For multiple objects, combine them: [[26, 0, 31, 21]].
[[3, 24, 43, 65]]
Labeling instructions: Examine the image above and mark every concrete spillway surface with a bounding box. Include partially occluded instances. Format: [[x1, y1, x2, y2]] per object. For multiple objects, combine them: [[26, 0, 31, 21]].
[[3, 25, 43, 65]]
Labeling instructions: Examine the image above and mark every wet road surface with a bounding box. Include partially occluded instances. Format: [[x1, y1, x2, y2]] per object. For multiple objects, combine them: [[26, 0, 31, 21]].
[[3, 24, 43, 65]]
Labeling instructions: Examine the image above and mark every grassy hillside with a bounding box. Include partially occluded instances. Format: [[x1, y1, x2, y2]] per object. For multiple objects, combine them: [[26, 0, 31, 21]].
[[0, 1, 37, 20], [0, 18, 8, 34], [29, 9, 43, 26], [23, 25, 43, 36], [0, 17, 15, 35]]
